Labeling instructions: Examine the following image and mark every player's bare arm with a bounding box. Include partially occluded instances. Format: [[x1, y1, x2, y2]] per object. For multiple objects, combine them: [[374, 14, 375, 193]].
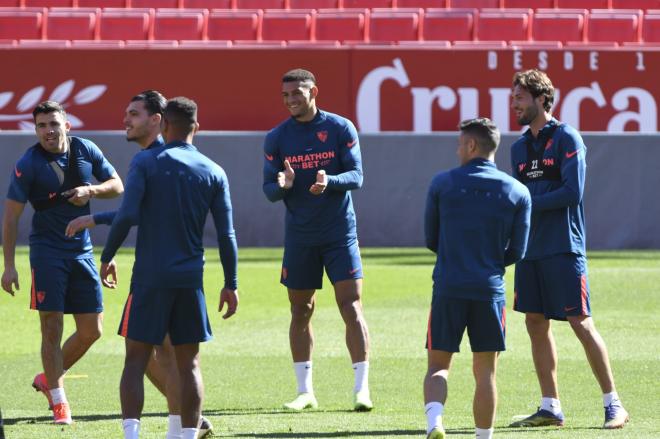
[[65, 214, 96, 238], [218, 288, 239, 320], [100, 260, 118, 289], [1, 199, 25, 295], [63, 173, 124, 206], [309, 170, 327, 195], [278, 160, 295, 189]]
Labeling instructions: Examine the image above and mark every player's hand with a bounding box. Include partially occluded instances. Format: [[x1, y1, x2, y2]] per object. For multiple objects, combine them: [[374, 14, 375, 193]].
[[277, 160, 295, 190], [218, 287, 239, 319], [100, 260, 118, 289], [65, 214, 96, 237], [309, 169, 327, 195], [62, 185, 92, 206], [1, 268, 19, 296]]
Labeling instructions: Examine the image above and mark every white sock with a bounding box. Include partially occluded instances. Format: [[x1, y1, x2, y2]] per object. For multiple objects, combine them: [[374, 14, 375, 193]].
[[425, 401, 444, 434], [475, 427, 494, 438], [603, 391, 620, 407], [122, 418, 140, 439], [293, 361, 313, 394], [166, 414, 182, 438], [352, 361, 369, 393], [49, 387, 67, 405], [540, 397, 562, 415], [182, 427, 198, 439]]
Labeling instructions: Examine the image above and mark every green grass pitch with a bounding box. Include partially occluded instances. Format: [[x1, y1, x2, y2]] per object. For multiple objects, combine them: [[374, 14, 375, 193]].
[[0, 247, 658, 438]]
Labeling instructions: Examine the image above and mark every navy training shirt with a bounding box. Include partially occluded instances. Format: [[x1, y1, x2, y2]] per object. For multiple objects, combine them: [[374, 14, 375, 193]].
[[425, 158, 531, 301], [510, 118, 587, 260], [101, 141, 238, 290], [92, 137, 165, 226], [263, 110, 362, 246], [7, 136, 116, 259]]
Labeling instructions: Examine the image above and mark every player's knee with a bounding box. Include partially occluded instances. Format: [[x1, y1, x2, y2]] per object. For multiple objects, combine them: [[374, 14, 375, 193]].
[[338, 298, 361, 319], [291, 302, 314, 321], [525, 314, 548, 334], [81, 325, 102, 344], [568, 316, 595, 336]]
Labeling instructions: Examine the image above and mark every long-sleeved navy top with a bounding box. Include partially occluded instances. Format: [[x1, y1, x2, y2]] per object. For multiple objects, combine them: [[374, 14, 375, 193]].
[[510, 118, 587, 260], [263, 109, 363, 246], [425, 158, 531, 301], [101, 141, 237, 290]]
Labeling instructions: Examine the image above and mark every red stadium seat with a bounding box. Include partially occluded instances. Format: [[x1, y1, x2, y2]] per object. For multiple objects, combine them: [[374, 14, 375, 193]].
[[235, 0, 285, 8], [315, 9, 366, 42], [124, 39, 178, 47], [398, 39, 451, 47], [565, 41, 618, 47], [78, 0, 127, 6], [261, 9, 313, 41], [532, 12, 585, 43], [612, 0, 660, 9], [24, 0, 73, 6], [153, 10, 207, 40], [131, 0, 179, 7], [343, 0, 392, 8], [476, 10, 531, 42], [46, 10, 98, 40], [0, 10, 43, 40], [397, 0, 447, 7], [587, 11, 641, 43], [503, 0, 554, 7], [448, 0, 499, 8], [288, 39, 341, 46], [423, 9, 474, 41], [207, 9, 261, 40], [289, 0, 339, 8], [232, 39, 286, 46], [556, 0, 610, 8], [71, 39, 125, 47], [18, 39, 71, 47], [453, 40, 506, 47], [183, 0, 232, 7], [178, 39, 232, 46], [99, 10, 152, 40], [510, 40, 562, 48], [643, 13, 660, 41], [369, 10, 420, 42]]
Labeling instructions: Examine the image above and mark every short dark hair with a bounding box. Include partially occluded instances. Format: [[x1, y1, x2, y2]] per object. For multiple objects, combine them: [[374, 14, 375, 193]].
[[164, 97, 198, 134], [32, 101, 66, 121], [131, 90, 167, 116], [513, 69, 555, 112], [459, 118, 500, 154], [282, 68, 316, 85]]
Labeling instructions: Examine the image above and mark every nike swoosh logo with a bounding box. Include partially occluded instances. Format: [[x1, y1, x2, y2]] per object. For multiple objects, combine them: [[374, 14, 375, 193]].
[[14, 167, 22, 178], [565, 149, 581, 158], [564, 306, 578, 312], [346, 139, 357, 148], [265, 153, 274, 161], [349, 267, 360, 274]]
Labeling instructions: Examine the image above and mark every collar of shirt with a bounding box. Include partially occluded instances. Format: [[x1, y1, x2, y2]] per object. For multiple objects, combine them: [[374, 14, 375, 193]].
[[465, 157, 496, 169]]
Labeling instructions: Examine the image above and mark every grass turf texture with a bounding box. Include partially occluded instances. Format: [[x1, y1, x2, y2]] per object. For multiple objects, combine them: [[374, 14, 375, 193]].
[[0, 247, 658, 438]]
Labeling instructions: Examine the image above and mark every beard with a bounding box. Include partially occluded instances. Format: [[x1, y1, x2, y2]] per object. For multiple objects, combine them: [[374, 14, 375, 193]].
[[516, 105, 539, 126]]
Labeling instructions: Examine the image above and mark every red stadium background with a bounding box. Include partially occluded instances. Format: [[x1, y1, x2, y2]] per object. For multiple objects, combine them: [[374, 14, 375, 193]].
[[0, 47, 657, 132]]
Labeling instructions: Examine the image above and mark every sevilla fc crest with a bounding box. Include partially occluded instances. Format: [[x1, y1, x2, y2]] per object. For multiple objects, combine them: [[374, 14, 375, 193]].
[[37, 291, 46, 303], [316, 131, 328, 143]]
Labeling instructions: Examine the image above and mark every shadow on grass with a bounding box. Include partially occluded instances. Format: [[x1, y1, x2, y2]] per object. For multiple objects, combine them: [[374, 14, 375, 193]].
[[3, 407, 359, 426], [3, 411, 166, 425], [231, 430, 426, 438]]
